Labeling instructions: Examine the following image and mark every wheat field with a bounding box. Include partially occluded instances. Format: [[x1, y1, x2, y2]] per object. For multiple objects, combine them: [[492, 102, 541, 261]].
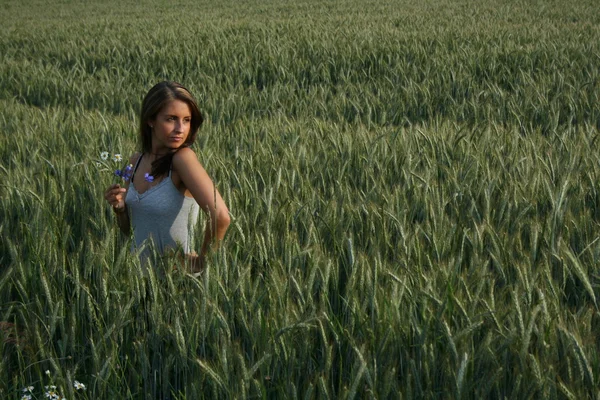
[[1, 0, 600, 398]]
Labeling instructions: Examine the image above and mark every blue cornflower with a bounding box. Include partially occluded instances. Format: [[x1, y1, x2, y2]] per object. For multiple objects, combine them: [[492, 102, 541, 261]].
[[144, 173, 154, 183], [114, 164, 134, 182], [121, 164, 133, 182]]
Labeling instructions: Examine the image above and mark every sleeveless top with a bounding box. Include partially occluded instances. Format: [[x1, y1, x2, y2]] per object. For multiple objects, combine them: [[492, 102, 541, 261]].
[[125, 154, 200, 261]]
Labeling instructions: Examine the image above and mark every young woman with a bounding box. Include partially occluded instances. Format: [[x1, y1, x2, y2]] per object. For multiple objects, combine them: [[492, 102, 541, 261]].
[[103, 81, 230, 272]]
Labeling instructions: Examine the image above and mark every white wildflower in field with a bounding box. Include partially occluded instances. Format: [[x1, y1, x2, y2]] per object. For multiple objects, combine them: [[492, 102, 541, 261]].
[[23, 386, 34, 392], [21, 395, 32, 400], [44, 388, 60, 399], [100, 151, 109, 160], [45, 370, 51, 376], [113, 153, 123, 162], [73, 380, 86, 390]]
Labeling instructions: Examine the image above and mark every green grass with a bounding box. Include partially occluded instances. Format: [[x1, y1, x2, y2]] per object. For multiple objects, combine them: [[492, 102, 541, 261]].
[[1, 0, 600, 398]]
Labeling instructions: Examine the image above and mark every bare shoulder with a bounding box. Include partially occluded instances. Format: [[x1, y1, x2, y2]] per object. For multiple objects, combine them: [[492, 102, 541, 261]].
[[174, 147, 197, 160], [129, 152, 142, 165], [172, 147, 201, 170], [171, 148, 211, 195]]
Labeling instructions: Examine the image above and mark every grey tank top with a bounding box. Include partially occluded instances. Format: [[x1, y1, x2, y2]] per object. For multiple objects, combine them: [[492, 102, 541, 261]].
[[125, 154, 200, 260]]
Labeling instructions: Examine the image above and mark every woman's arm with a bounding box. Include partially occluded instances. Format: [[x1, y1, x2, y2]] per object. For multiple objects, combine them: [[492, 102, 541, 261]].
[[103, 153, 139, 235], [111, 195, 130, 235], [173, 148, 231, 257]]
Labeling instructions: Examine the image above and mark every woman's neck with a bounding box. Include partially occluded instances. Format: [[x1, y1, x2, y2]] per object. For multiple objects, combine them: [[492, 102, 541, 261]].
[[147, 150, 172, 162]]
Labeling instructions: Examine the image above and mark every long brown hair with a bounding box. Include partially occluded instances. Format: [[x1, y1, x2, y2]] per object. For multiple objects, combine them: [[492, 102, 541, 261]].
[[140, 81, 204, 178]]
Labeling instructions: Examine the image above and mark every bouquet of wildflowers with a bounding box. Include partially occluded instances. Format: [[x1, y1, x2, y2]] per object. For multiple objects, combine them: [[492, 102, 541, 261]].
[[97, 151, 153, 183], [98, 151, 131, 182]]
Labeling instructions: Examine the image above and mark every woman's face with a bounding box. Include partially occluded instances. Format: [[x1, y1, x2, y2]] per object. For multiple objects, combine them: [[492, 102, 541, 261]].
[[149, 99, 192, 153]]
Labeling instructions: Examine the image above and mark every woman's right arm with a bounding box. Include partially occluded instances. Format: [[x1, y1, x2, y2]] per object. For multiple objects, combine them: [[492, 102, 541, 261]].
[[106, 183, 130, 235], [103, 153, 140, 235]]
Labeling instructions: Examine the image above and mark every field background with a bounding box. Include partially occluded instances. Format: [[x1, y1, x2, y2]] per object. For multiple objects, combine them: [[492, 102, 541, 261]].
[[1, 0, 600, 398]]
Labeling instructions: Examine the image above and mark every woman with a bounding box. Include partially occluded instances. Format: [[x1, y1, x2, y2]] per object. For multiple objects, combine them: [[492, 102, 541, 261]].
[[103, 81, 230, 272]]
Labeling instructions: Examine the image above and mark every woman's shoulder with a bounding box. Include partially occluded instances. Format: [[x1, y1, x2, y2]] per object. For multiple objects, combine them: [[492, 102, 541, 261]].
[[172, 147, 199, 165], [172, 147, 204, 179], [129, 152, 142, 166]]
